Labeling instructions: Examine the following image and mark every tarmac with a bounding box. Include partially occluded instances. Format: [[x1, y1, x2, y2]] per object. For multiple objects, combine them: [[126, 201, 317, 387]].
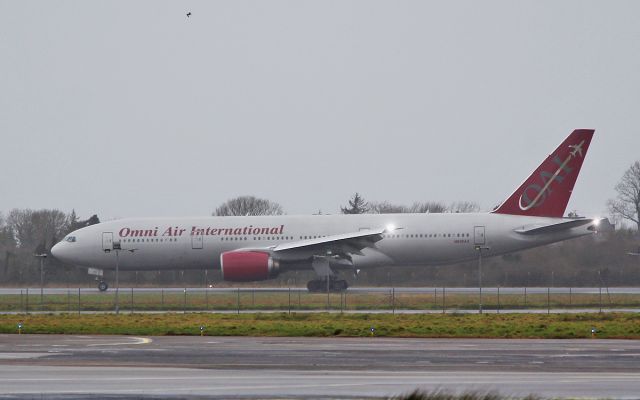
[[1, 335, 640, 398]]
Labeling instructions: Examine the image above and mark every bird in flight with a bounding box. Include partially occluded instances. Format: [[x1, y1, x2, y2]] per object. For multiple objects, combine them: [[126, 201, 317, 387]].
[[186, 12, 191, 18]]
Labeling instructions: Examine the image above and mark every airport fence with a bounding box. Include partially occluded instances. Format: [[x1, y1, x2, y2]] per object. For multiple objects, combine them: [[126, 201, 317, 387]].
[[1, 287, 640, 314]]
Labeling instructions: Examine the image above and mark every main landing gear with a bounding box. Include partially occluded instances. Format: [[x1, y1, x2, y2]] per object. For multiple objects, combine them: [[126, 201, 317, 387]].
[[307, 278, 349, 292]]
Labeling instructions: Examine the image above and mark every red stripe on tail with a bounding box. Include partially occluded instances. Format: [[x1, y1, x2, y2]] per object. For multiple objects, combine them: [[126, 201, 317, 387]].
[[492, 129, 594, 218]]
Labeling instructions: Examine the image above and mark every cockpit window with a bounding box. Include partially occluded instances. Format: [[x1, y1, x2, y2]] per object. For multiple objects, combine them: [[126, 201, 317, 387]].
[[64, 236, 76, 243]]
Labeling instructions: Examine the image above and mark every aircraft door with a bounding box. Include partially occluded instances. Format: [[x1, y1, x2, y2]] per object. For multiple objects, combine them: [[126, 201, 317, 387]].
[[191, 233, 203, 249], [102, 232, 113, 251], [474, 226, 485, 246]]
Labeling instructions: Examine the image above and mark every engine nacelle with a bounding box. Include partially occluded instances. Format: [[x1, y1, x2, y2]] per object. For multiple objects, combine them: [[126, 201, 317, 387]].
[[220, 251, 279, 282]]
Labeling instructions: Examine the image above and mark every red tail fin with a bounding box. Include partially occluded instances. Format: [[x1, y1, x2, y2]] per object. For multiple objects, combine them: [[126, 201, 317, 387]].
[[493, 129, 594, 218]]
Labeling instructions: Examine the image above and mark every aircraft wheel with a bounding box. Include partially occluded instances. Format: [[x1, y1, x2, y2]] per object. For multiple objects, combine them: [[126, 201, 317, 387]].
[[98, 281, 109, 292], [306, 280, 321, 292], [307, 279, 348, 292], [331, 280, 349, 291]]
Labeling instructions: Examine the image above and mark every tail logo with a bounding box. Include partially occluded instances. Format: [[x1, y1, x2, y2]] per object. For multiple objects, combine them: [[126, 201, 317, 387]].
[[518, 140, 585, 211]]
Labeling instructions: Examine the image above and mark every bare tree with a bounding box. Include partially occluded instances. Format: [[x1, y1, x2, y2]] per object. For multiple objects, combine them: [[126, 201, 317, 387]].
[[7, 209, 68, 249], [369, 201, 408, 214], [341, 193, 370, 214], [370, 200, 451, 214], [448, 201, 481, 213], [213, 195, 284, 216], [608, 161, 640, 230], [408, 201, 448, 213], [0, 213, 15, 250], [67, 210, 100, 232]]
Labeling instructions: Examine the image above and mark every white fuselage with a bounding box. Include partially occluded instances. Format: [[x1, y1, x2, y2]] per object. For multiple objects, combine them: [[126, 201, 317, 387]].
[[51, 213, 595, 272]]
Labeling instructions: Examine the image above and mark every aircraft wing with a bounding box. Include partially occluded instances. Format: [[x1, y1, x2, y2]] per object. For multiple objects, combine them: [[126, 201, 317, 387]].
[[273, 228, 385, 253], [234, 228, 387, 260], [514, 218, 612, 235]]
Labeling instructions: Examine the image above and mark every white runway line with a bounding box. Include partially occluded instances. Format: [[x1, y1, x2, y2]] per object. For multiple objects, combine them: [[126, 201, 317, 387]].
[[86, 336, 152, 346]]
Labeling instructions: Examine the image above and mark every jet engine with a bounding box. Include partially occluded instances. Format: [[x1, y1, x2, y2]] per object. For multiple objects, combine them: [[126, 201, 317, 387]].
[[220, 251, 280, 281]]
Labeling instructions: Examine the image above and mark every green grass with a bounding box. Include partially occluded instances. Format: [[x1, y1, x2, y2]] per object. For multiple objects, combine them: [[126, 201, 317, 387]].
[[2, 289, 638, 312], [2, 312, 640, 338]]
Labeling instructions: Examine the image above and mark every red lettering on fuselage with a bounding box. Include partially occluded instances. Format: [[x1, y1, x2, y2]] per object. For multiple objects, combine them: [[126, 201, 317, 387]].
[[119, 227, 159, 237], [162, 227, 186, 236], [193, 225, 286, 236], [123, 225, 286, 238]]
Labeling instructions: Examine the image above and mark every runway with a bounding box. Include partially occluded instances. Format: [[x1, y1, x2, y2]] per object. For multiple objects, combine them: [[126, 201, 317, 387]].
[[1, 335, 640, 398]]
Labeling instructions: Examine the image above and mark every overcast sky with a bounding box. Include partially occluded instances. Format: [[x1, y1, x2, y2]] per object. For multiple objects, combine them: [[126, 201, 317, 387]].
[[2, 1, 639, 220]]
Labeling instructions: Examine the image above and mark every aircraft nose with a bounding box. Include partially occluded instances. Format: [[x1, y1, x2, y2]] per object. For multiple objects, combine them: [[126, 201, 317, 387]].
[[51, 242, 68, 262]]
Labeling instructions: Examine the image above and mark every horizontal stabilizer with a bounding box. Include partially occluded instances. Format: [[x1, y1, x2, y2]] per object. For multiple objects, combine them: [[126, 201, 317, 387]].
[[514, 218, 610, 235]]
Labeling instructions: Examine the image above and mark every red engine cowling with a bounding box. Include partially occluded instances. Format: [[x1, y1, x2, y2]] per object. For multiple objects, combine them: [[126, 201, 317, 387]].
[[220, 251, 279, 282]]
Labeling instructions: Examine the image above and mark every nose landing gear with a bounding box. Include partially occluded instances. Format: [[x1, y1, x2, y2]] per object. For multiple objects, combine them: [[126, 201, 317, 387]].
[[88, 268, 107, 291], [97, 280, 109, 292]]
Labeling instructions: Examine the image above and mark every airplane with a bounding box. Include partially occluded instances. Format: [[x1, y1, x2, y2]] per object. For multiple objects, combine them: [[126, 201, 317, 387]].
[[51, 129, 612, 292]]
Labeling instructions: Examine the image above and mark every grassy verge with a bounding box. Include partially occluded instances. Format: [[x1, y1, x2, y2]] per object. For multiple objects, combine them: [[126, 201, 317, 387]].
[[1, 312, 640, 338], [3, 290, 639, 312], [392, 390, 538, 400]]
